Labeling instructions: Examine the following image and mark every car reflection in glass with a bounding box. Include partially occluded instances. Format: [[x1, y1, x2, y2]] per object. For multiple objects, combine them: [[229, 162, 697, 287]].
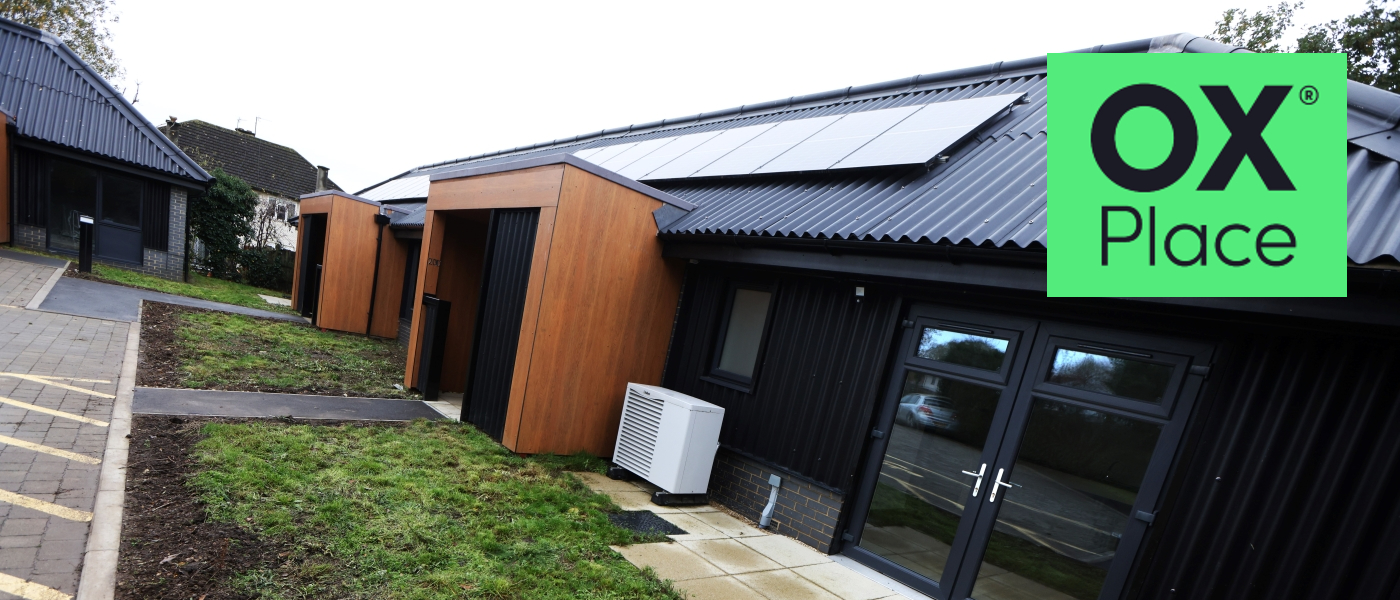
[[896, 394, 959, 432]]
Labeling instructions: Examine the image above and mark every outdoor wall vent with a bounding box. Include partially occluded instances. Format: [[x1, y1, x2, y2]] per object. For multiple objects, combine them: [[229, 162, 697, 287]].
[[612, 383, 725, 505]]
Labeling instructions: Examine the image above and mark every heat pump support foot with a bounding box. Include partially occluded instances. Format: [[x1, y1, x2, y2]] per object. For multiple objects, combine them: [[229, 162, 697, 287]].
[[606, 466, 638, 481], [651, 492, 709, 506]]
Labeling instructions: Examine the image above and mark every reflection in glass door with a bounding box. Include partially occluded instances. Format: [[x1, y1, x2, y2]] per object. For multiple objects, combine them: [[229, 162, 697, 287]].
[[845, 308, 1211, 600]]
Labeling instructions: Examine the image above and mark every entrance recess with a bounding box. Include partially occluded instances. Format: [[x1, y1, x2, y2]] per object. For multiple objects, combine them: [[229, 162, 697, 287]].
[[843, 305, 1211, 600]]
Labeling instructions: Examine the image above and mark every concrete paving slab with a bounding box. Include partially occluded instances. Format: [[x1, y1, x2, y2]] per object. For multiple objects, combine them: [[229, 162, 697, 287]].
[[38, 277, 302, 323], [737, 569, 843, 600], [132, 387, 441, 421], [609, 542, 723, 582], [673, 575, 766, 599]]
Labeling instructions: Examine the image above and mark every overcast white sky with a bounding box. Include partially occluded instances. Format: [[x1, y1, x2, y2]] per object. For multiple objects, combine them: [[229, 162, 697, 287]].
[[106, 0, 1367, 193]]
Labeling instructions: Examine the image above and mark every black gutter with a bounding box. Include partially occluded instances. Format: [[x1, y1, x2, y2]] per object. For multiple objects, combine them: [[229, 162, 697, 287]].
[[366, 212, 391, 335], [658, 232, 1045, 267]]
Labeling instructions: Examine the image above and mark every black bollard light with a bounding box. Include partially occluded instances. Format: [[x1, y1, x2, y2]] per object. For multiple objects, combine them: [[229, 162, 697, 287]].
[[78, 215, 93, 273]]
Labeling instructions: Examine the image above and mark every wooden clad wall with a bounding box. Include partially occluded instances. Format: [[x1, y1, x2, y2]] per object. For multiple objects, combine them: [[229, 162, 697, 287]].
[[315, 195, 381, 333], [290, 195, 334, 309], [505, 165, 685, 456], [368, 233, 410, 338], [405, 165, 565, 389], [0, 122, 9, 244]]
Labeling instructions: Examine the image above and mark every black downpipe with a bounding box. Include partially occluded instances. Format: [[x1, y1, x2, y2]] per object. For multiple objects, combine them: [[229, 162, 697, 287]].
[[365, 213, 391, 335]]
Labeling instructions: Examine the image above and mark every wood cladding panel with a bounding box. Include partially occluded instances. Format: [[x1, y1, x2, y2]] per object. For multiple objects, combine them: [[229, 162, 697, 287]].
[[432, 214, 489, 393], [299, 195, 333, 214], [314, 196, 381, 333], [405, 210, 443, 388], [0, 124, 10, 244], [369, 234, 410, 338], [427, 165, 564, 211], [511, 165, 684, 456]]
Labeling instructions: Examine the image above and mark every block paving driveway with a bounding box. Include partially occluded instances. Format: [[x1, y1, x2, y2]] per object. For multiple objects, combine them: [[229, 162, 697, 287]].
[[0, 256, 127, 600]]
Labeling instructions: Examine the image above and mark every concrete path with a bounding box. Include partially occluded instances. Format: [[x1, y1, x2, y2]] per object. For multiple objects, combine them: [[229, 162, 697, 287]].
[[0, 255, 128, 600], [578, 472, 918, 600], [133, 388, 441, 421], [0, 250, 67, 270], [38, 278, 302, 323]]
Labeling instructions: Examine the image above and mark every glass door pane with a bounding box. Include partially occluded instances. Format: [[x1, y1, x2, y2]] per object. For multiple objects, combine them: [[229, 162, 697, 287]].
[[969, 398, 1163, 600], [48, 161, 97, 253], [859, 369, 1005, 584]]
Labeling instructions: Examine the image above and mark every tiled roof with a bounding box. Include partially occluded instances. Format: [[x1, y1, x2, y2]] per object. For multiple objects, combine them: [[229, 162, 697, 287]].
[[0, 17, 209, 182], [159, 120, 338, 198]]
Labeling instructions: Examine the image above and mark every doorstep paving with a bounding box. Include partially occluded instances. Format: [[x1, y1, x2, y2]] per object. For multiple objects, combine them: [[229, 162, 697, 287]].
[[575, 472, 905, 600], [133, 387, 442, 421], [0, 255, 127, 599], [38, 277, 302, 323]]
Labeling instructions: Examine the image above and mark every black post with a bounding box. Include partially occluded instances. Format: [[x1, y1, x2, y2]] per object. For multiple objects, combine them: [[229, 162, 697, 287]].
[[78, 215, 94, 273], [365, 213, 391, 335]]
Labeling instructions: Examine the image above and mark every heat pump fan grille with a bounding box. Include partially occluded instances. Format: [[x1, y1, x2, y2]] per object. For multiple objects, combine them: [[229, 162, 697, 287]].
[[614, 390, 664, 477]]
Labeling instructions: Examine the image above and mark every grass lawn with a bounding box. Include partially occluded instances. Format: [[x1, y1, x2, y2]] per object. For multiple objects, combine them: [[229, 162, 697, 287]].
[[191, 419, 679, 599], [6, 245, 296, 314], [143, 303, 414, 399]]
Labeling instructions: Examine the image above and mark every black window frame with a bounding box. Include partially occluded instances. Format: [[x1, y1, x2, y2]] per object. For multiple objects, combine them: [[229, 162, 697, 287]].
[[701, 279, 779, 393]]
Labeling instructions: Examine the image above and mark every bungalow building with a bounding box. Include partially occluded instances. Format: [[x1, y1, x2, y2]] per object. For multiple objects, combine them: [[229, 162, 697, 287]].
[[0, 17, 210, 279], [323, 33, 1398, 600]]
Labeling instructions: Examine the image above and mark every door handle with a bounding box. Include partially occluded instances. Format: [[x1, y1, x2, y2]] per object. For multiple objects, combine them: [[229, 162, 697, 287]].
[[988, 467, 1019, 503], [960, 463, 987, 497]]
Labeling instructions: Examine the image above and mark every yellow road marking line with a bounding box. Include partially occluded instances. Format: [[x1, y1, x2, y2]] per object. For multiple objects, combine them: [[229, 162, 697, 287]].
[[0, 489, 92, 522], [0, 396, 108, 427], [0, 572, 71, 600], [0, 434, 100, 465], [0, 374, 114, 399]]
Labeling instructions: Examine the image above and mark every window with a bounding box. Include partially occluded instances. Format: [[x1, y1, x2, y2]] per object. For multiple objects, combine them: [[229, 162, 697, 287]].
[[274, 202, 287, 221], [707, 284, 775, 389]]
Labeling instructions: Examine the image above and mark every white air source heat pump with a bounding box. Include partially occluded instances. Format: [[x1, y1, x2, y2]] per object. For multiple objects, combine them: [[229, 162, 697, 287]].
[[613, 383, 724, 501]]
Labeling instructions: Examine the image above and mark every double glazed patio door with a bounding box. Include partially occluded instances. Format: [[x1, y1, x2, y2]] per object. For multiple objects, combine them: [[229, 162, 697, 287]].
[[844, 305, 1211, 600]]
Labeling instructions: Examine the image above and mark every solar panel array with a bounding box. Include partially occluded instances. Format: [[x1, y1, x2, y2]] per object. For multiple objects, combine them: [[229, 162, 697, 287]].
[[574, 93, 1023, 181]]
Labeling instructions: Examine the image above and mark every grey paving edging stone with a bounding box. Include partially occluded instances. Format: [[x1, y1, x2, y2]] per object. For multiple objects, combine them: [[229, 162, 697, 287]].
[[74, 309, 139, 600], [24, 264, 67, 311]]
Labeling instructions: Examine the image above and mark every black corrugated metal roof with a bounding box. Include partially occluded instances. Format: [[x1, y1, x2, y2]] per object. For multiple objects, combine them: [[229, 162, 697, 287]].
[[365, 33, 1400, 264], [159, 120, 336, 197], [0, 18, 209, 183]]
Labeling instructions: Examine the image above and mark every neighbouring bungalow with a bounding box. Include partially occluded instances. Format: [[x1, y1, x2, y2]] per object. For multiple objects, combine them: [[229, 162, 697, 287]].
[[159, 118, 341, 251], [326, 33, 1398, 600], [0, 17, 210, 278]]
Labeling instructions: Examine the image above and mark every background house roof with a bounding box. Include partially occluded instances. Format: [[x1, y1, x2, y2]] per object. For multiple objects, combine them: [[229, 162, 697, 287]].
[[360, 33, 1400, 266], [0, 18, 210, 183], [160, 120, 340, 199]]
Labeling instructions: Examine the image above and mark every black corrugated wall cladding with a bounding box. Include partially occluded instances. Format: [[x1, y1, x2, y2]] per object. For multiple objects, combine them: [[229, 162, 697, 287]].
[[12, 147, 46, 227], [1132, 333, 1400, 600], [463, 208, 539, 441], [141, 180, 169, 250], [662, 265, 898, 491]]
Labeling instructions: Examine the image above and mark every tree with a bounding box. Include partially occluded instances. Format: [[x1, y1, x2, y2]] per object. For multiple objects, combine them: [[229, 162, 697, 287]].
[[189, 169, 257, 280], [0, 0, 123, 82], [1208, 1, 1302, 53], [1298, 0, 1400, 92]]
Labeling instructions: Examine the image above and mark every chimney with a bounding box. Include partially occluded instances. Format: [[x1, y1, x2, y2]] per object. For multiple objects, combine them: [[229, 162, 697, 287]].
[[316, 166, 330, 192]]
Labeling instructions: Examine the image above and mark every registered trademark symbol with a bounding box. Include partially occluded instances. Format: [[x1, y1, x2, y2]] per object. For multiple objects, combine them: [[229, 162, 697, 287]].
[[1300, 85, 1318, 105]]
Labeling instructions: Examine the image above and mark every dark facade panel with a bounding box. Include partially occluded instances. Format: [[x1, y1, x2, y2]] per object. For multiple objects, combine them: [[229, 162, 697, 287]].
[[12, 146, 45, 226], [662, 264, 899, 491], [141, 180, 169, 251], [1133, 331, 1400, 599], [463, 208, 539, 441]]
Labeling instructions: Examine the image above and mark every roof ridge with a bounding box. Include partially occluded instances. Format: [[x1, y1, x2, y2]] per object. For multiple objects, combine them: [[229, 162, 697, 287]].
[[174, 119, 307, 154]]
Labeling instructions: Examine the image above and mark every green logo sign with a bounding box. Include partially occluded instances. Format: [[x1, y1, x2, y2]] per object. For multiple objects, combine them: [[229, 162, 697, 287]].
[[1047, 53, 1346, 297]]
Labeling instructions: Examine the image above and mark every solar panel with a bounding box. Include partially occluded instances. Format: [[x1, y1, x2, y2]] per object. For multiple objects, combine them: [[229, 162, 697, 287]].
[[753, 106, 921, 174], [596, 137, 678, 172], [616, 133, 715, 179], [692, 115, 842, 178], [581, 142, 638, 166], [641, 124, 776, 180], [833, 93, 1022, 169], [572, 147, 605, 160]]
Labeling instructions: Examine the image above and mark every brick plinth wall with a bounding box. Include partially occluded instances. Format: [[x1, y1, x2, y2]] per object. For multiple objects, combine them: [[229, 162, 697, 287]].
[[707, 449, 844, 553], [10, 187, 187, 281]]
